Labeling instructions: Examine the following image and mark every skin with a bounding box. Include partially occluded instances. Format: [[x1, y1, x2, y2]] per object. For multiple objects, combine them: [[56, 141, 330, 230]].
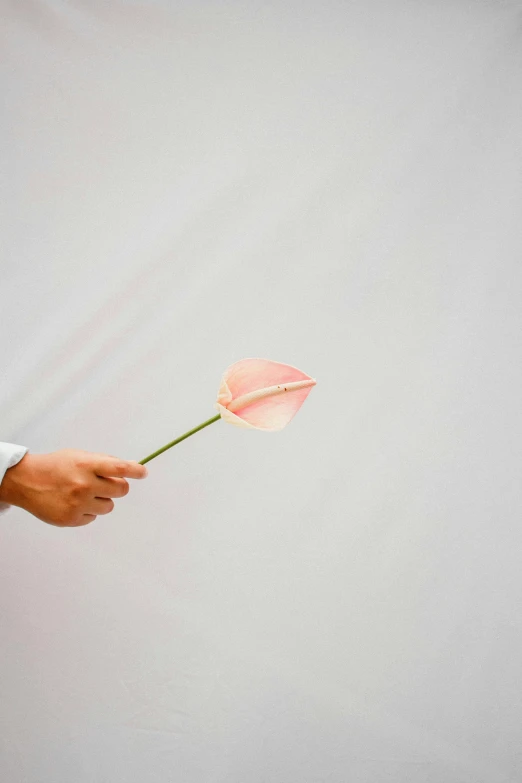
[[0, 450, 147, 527]]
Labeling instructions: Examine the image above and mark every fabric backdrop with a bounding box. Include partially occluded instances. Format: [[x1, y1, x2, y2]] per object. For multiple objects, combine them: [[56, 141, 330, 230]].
[[2, 1, 522, 781]]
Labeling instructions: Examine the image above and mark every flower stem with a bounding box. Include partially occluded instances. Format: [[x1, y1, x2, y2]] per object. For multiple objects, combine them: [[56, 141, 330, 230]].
[[139, 413, 221, 465]]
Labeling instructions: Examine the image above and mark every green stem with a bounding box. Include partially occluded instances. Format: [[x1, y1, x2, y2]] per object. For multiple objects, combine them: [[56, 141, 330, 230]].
[[139, 413, 221, 465]]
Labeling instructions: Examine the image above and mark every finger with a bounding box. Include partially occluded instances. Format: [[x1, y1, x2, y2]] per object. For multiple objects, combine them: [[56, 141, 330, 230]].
[[94, 476, 130, 499], [85, 497, 115, 516], [93, 456, 148, 480]]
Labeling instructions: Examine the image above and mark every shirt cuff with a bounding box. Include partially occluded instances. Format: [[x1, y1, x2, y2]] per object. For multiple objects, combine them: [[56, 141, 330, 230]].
[[0, 442, 29, 514]]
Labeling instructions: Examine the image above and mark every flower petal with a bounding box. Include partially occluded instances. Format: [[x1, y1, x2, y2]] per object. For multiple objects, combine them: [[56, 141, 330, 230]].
[[216, 358, 316, 431], [230, 383, 315, 431], [216, 378, 233, 407], [222, 358, 314, 400], [215, 403, 256, 429]]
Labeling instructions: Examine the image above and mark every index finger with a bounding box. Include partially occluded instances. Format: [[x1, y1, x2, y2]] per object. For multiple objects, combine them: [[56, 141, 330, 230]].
[[93, 457, 148, 480]]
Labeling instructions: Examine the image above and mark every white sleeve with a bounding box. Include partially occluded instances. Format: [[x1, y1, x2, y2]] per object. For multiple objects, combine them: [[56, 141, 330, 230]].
[[0, 441, 29, 514]]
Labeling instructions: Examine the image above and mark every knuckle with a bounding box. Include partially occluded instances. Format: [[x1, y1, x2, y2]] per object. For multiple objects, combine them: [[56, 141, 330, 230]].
[[58, 509, 78, 526], [120, 480, 130, 497], [72, 451, 92, 470], [71, 478, 89, 496], [66, 497, 81, 515], [103, 499, 115, 514]]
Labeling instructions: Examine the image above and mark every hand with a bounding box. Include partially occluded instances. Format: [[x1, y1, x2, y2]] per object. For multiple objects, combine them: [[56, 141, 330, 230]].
[[0, 449, 148, 527]]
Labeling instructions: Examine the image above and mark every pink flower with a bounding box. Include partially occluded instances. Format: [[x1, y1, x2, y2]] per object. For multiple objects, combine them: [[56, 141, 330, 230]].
[[215, 358, 316, 431]]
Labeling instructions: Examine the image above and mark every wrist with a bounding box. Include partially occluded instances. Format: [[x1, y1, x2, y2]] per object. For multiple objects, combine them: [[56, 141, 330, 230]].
[[0, 453, 33, 508]]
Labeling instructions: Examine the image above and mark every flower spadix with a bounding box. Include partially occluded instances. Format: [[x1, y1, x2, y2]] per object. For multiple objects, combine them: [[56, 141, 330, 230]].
[[215, 358, 316, 431]]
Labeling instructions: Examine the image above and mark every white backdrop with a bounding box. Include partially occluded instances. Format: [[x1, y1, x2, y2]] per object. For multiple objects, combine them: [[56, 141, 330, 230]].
[[2, 1, 522, 781]]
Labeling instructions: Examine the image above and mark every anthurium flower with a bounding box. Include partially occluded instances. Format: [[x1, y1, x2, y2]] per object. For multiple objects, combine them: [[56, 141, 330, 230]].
[[215, 358, 316, 431], [139, 358, 316, 465]]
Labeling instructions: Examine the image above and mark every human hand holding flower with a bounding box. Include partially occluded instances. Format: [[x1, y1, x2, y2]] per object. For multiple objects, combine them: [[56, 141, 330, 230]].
[[0, 450, 147, 527], [0, 359, 315, 527]]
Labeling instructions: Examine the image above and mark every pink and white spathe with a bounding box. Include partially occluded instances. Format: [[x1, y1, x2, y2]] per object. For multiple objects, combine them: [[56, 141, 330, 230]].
[[215, 358, 316, 431]]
